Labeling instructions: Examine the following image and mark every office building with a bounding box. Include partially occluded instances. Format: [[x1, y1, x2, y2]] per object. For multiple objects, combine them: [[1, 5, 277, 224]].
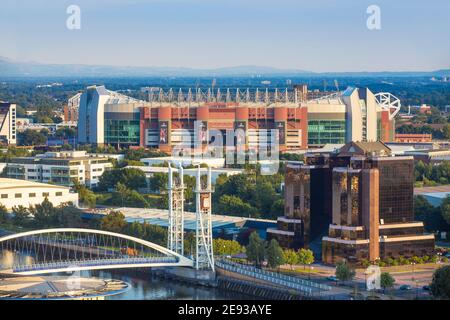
[[267, 154, 332, 249], [5, 150, 113, 187], [0, 178, 78, 210], [78, 86, 145, 147], [268, 141, 435, 264], [0, 103, 17, 145], [63, 92, 81, 123]]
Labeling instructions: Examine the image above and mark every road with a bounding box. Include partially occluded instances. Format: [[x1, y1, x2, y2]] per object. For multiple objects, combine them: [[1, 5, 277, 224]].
[[277, 261, 449, 300]]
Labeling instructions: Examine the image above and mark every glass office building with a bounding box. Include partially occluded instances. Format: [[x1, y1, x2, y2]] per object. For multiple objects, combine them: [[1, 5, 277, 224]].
[[269, 141, 435, 265]]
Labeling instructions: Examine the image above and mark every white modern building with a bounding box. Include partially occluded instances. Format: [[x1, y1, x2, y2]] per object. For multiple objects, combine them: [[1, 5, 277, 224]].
[[5, 150, 113, 187], [0, 103, 17, 145], [305, 87, 400, 145], [0, 178, 79, 210], [77, 85, 149, 146]]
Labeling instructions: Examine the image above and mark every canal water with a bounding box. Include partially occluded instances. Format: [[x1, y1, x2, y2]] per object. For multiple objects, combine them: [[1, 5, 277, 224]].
[[0, 250, 250, 300]]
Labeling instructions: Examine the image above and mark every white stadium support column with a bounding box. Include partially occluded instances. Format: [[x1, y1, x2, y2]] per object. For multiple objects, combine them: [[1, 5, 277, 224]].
[[167, 163, 185, 255], [194, 165, 215, 271]]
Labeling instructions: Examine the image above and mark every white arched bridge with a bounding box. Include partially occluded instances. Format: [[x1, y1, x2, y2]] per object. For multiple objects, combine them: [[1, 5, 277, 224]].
[[0, 228, 194, 275]]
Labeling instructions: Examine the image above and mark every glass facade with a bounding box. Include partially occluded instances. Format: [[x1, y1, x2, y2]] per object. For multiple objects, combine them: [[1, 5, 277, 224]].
[[322, 241, 370, 264], [380, 239, 435, 258], [104, 119, 140, 145], [308, 120, 346, 145], [375, 159, 414, 223]]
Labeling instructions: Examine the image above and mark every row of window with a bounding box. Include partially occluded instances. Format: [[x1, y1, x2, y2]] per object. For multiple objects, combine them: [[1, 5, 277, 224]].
[[1, 192, 63, 199]]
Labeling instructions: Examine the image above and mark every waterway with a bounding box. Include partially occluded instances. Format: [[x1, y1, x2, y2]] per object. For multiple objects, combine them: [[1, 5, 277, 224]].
[[0, 250, 250, 300]]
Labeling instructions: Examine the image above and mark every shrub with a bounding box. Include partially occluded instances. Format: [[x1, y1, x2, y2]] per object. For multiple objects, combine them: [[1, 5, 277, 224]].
[[360, 259, 370, 268]]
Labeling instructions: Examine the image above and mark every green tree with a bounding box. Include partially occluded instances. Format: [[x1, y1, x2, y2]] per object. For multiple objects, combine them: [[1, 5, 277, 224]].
[[148, 172, 168, 193], [431, 265, 450, 299], [126, 221, 145, 238], [124, 148, 167, 161], [98, 168, 147, 191], [270, 199, 284, 218], [0, 204, 8, 224], [12, 205, 31, 226], [141, 222, 167, 246], [112, 182, 149, 208], [30, 198, 57, 227], [213, 238, 244, 256], [380, 272, 395, 294], [443, 124, 450, 140], [266, 239, 284, 269], [55, 204, 83, 228], [297, 248, 315, 270], [335, 261, 355, 285], [254, 182, 277, 215], [18, 129, 47, 146], [283, 249, 298, 270], [73, 180, 96, 208], [100, 211, 127, 233], [216, 194, 258, 217], [441, 196, 450, 225], [184, 231, 196, 256], [246, 231, 266, 266]]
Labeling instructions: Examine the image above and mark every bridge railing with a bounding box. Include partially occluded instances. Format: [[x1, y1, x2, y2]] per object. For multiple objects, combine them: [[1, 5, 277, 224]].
[[13, 256, 178, 273], [216, 259, 331, 294]]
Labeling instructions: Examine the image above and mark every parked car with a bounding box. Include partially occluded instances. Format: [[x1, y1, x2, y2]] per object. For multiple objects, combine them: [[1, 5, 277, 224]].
[[326, 276, 338, 282], [422, 285, 431, 291], [399, 285, 412, 291]]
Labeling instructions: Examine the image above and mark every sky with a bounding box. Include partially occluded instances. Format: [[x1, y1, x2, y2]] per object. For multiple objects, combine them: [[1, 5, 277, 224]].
[[0, 0, 449, 72]]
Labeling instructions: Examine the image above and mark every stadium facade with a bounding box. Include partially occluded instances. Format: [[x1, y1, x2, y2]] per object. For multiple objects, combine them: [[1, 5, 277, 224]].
[[77, 85, 398, 152]]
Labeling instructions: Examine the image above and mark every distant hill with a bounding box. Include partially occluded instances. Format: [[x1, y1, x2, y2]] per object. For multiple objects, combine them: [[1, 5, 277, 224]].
[[0, 56, 448, 78], [0, 57, 311, 77]]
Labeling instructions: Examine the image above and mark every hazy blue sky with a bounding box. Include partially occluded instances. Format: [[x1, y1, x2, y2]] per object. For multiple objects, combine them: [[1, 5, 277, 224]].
[[0, 0, 449, 72]]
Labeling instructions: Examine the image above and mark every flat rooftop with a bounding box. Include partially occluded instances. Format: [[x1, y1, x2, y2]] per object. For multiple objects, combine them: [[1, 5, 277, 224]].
[[414, 185, 450, 195]]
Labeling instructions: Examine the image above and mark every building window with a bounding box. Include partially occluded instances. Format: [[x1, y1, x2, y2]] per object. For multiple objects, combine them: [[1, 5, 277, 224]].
[[1, 194, 7, 199], [56, 192, 63, 196], [29, 193, 36, 198], [43, 192, 50, 197], [15, 193, 22, 198]]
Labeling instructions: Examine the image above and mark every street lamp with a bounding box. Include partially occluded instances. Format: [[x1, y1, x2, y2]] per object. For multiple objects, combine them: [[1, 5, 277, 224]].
[[411, 262, 417, 299]]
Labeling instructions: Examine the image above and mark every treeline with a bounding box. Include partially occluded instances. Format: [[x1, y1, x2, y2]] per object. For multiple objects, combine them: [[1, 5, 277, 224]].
[[0, 199, 85, 229], [415, 195, 450, 236], [415, 161, 450, 186], [246, 232, 314, 269], [213, 168, 284, 219], [397, 124, 446, 140], [0, 147, 32, 163]]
